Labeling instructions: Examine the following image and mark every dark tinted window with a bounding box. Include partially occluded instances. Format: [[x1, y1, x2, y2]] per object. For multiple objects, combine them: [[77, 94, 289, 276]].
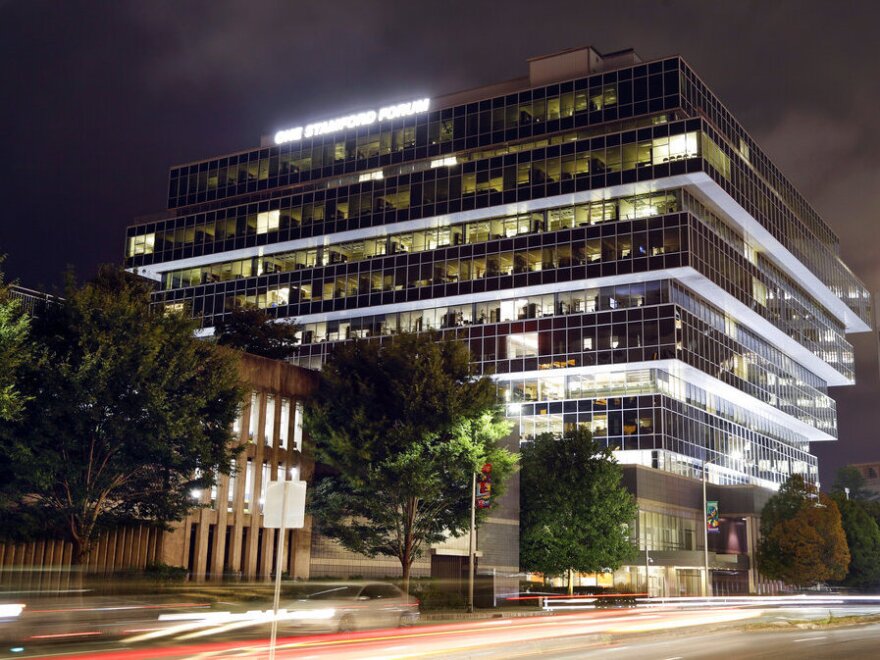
[[362, 584, 401, 599]]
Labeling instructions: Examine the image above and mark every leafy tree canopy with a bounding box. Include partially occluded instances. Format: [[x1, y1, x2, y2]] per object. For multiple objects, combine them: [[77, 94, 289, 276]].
[[519, 427, 637, 590], [0, 265, 244, 563], [861, 499, 880, 530], [832, 465, 872, 502], [757, 476, 850, 587], [215, 304, 299, 360], [758, 474, 814, 538], [830, 493, 880, 591], [0, 258, 31, 421], [305, 332, 516, 592]]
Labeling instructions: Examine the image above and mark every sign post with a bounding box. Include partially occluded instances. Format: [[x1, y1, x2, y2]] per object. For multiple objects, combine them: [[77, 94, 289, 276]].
[[467, 471, 476, 614], [264, 479, 307, 660], [468, 463, 492, 613], [701, 457, 718, 598]]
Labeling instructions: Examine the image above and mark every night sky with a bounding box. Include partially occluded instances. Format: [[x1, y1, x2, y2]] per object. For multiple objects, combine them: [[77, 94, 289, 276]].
[[1, 1, 877, 485]]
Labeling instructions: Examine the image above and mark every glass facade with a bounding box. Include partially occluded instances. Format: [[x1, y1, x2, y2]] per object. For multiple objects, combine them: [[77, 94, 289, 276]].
[[125, 49, 871, 493]]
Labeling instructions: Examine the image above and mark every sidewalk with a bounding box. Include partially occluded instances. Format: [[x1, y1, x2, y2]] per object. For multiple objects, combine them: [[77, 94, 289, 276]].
[[419, 606, 551, 622]]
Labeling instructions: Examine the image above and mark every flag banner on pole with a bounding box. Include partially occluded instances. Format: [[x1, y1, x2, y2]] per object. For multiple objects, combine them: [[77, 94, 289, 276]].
[[476, 463, 492, 509], [706, 500, 720, 533]]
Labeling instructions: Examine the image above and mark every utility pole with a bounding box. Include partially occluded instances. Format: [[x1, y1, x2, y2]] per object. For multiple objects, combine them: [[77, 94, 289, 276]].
[[268, 486, 289, 660], [643, 512, 650, 597], [467, 471, 476, 613], [702, 457, 716, 598]]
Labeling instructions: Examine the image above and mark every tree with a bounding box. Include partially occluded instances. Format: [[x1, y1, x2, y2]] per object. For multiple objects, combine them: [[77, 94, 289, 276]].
[[305, 332, 516, 593], [861, 499, 880, 531], [214, 304, 299, 360], [0, 259, 30, 421], [832, 465, 872, 502], [0, 265, 244, 564], [757, 475, 850, 587], [830, 493, 880, 591], [519, 428, 638, 593]]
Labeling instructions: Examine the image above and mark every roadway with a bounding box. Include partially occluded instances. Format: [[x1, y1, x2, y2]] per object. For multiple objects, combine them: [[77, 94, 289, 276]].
[[441, 623, 880, 659], [11, 598, 880, 659]]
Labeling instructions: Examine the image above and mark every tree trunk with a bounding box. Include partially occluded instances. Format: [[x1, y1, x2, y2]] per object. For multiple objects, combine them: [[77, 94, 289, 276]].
[[154, 528, 166, 567], [401, 557, 412, 595], [68, 510, 92, 566], [567, 568, 575, 595], [401, 497, 418, 595], [69, 538, 87, 592], [70, 537, 90, 566]]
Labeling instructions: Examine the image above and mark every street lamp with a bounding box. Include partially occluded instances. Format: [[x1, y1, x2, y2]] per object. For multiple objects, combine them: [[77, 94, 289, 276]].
[[642, 511, 650, 597], [467, 470, 476, 613]]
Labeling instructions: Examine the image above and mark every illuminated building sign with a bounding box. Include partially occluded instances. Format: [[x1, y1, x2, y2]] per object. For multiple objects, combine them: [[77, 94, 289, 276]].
[[274, 98, 431, 145]]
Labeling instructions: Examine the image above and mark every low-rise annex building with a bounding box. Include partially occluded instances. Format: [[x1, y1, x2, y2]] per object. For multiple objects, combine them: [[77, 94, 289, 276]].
[[0, 352, 317, 588]]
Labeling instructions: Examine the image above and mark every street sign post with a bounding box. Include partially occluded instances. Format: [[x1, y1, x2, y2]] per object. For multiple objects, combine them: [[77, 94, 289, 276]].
[[264, 479, 307, 660]]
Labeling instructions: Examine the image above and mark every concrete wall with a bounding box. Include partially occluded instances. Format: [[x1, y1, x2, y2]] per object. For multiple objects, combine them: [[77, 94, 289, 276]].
[[0, 527, 163, 590], [168, 352, 317, 581]]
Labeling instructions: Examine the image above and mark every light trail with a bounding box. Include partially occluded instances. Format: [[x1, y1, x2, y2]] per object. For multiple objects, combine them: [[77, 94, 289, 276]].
[[49, 607, 764, 659], [19, 596, 880, 660]]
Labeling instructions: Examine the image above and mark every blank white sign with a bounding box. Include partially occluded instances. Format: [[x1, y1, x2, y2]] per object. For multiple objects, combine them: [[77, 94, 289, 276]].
[[263, 480, 307, 529]]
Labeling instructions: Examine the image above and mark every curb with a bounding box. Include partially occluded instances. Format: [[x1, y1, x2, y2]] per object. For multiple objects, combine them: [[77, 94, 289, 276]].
[[420, 609, 551, 621]]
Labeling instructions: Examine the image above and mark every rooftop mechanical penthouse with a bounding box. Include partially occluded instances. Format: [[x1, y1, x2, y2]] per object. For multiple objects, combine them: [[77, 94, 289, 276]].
[[125, 47, 871, 496]]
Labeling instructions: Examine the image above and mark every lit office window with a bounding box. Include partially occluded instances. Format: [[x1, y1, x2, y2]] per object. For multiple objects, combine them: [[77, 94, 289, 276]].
[[752, 278, 768, 307], [279, 398, 291, 450], [163, 302, 185, 316], [232, 409, 242, 437], [293, 401, 304, 452], [507, 333, 539, 358], [264, 395, 276, 447], [244, 458, 254, 513], [248, 392, 259, 443], [227, 459, 236, 512], [651, 132, 698, 165], [127, 232, 155, 256], [257, 210, 280, 234], [260, 460, 270, 511], [262, 287, 289, 309]]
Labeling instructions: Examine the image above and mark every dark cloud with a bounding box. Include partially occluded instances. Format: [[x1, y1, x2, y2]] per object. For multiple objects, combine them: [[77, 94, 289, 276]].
[[1, 0, 878, 483]]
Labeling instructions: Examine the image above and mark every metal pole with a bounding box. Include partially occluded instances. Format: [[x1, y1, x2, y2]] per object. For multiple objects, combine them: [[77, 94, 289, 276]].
[[468, 471, 476, 613], [644, 513, 650, 597], [702, 461, 710, 598], [269, 482, 289, 660]]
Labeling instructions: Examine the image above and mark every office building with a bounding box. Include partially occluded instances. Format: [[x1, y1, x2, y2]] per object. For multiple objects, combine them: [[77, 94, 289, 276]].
[[124, 47, 872, 594]]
